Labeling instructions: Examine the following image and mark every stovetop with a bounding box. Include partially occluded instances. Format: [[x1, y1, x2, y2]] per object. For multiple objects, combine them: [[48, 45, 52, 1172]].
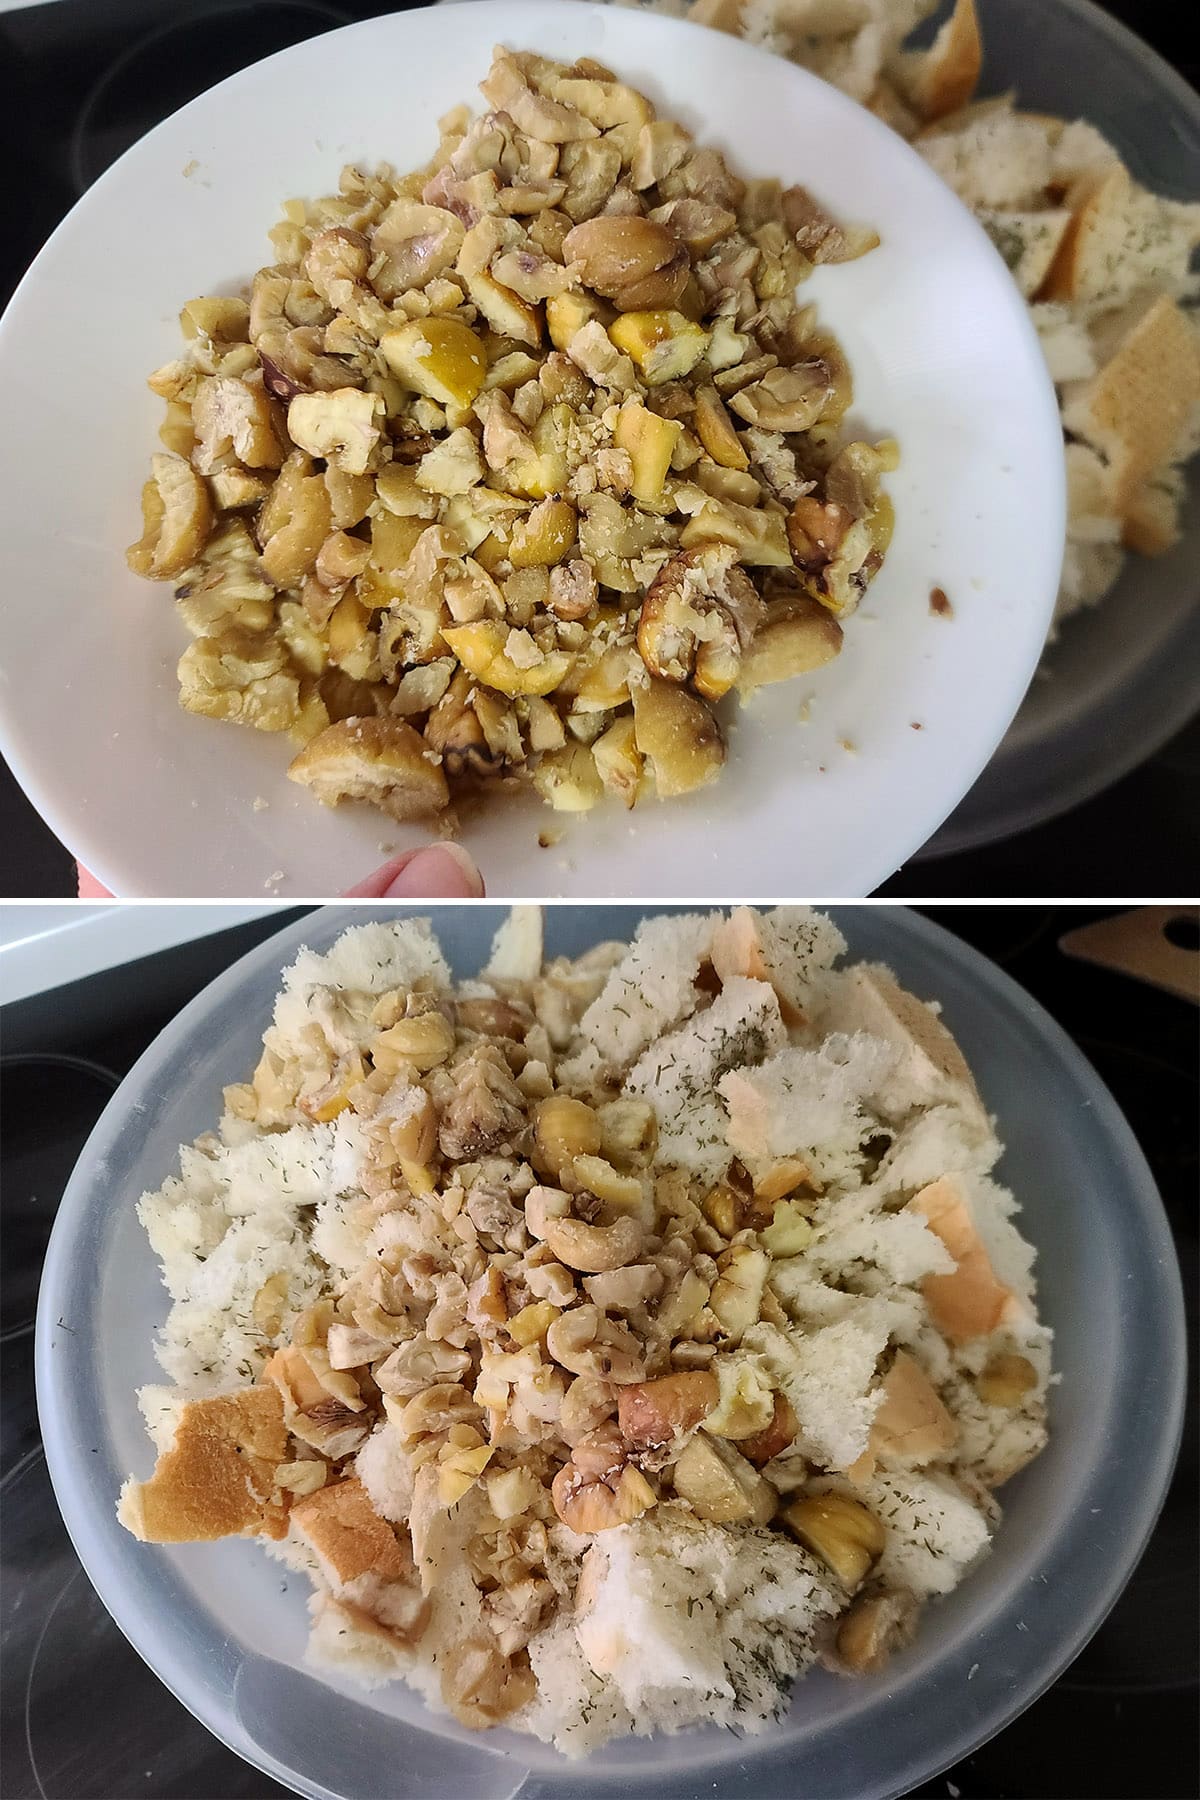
[[0, 0, 1198, 899], [1, 905, 1196, 1799]]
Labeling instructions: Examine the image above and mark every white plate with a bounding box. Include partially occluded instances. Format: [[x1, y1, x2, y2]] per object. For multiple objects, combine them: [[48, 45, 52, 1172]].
[[0, 0, 1064, 897]]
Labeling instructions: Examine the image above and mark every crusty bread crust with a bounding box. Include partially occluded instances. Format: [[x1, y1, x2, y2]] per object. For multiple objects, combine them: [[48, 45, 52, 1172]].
[[896, 0, 982, 121], [1063, 293, 1200, 513], [1040, 163, 1131, 302], [911, 1176, 1025, 1345], [117, 1387, 288, 1542], [291, 1476, 410, 1586], [1122, 473, 1185, 556], [976, 207, 1072, 299], [688, 0, 746, 31], [866, 75, 922, 139]]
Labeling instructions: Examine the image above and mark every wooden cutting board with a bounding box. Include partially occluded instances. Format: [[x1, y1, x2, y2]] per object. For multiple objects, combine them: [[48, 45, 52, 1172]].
[[1059, 908, 1200, 1004]]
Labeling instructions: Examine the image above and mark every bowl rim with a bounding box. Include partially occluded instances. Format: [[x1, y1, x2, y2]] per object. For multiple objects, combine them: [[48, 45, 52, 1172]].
[[1034, 0, 1200, 131], [35, 903, 1187, 1799], [924, 568, 1200, 854], [0, 0, 1065, 899]]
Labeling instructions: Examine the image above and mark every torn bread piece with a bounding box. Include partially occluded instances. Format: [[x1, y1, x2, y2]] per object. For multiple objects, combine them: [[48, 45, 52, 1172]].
[[308, 1592, 416, 1685], [568, 1504, 840, 1735], [355, 1421, 417, 1523], [887, 0, 982, 123], [134, 1131, 343, 1392], [802, 1183, 954, 1289], [1042, 162, 1200, 310], [484, 906, 545, 985], [1054, 439, 1124, 615], [1122, 465, 1188, 557], [1056, 539, 1125, 619], [1048, 118, 1120, 188], [574, 911, 719, 1075], [290, 1475, 410, 1586], [976, 207, 1071, 299], [872, 1102, 1000, 1199], [710, 905, 846, 1024], [626, 975, 786, 1181], [917, 103, 1057, 209], [909, 1174, 1032, 1345], [848, 1467, 992, 1598], [1063, 442, 1121, 544], [277, 917, 451, 1016], [1029, 301, 1097, 385], [937, 1359, 1049, 1488], [745, 1309, 894, 1473], [719, 1033, 898, 1191], [1061, 292, 1200, 516], [117, 1386, 289, 1542], [817, 962, 991, 1138], [290, 1477, 431, 1662]]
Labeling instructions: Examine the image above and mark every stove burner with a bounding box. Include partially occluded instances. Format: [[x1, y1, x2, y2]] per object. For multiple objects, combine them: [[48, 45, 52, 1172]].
[[0, 1056, 118, 1342], [1, 1056, 118, 1481], [0, 1450, 293, 1800], [69, 1, 352, 194]]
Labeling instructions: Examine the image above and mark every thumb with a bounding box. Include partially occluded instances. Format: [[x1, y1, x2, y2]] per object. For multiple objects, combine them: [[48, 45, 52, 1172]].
[[343, 844, 484, 899], [77, 864, 114, 899]]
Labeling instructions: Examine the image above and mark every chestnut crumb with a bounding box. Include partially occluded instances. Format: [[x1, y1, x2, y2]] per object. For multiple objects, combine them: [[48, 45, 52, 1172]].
[[929, 587, 953, 617]]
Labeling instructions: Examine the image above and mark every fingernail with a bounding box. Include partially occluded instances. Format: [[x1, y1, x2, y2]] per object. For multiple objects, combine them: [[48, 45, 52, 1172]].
[[382, 843, 484, 898]]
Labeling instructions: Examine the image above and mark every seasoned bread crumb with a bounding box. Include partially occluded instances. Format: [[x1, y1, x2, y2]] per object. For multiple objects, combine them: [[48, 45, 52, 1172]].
[[719, 1033, 898, 1190], [563, 1506, 840, 1738], [853, 1468, 992, 1596], [626, 975, 786, 1181], [576, 912, 719, 1074]]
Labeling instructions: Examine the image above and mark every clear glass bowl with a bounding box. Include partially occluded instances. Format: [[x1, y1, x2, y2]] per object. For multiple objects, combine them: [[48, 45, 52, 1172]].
[[925, 0, 1200, 851], [36, 906, 1186, 1800]]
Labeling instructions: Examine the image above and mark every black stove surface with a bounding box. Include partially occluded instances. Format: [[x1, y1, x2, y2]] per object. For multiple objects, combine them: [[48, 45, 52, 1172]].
[[0, 0, 1197, 899], [1, 906, 1196, 1800]]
